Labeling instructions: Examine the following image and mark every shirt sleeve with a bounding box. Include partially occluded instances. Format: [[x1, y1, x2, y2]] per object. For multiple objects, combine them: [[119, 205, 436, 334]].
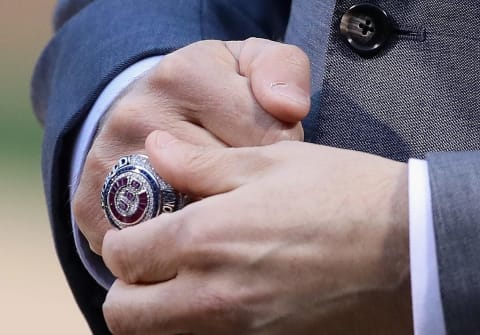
[[408, 158, 447, 335], [69, 56, 163, 289]]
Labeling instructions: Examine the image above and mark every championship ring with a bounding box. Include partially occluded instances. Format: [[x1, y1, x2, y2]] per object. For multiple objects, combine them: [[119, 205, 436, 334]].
[[101, 154, 186, 229]]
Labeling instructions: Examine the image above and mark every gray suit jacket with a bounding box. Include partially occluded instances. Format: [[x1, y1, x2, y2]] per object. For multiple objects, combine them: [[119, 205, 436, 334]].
[[32, 0, 480, 334]]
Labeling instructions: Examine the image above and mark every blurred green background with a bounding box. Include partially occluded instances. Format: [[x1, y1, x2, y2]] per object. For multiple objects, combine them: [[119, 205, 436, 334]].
[[1, 1, 89, 333]]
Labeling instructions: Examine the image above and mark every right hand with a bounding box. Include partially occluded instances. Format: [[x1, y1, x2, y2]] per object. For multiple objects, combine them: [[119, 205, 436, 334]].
[[72, 38, 311, 254]]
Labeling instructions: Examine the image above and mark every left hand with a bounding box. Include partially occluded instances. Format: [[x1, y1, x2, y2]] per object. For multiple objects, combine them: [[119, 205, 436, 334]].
[[72, 38, 310, 254], [102, 131, 413, 335]]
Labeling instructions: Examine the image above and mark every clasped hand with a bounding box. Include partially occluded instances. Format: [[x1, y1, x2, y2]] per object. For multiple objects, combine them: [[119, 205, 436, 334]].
[[72, 37, 413, 334], [102, 132, 412, 335], [73, 38, 310, 253]]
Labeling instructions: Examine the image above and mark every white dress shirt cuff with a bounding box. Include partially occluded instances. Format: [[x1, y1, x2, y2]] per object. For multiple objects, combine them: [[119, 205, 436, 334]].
[[408, 158, 446, 335], [69, 56, 163, 289]]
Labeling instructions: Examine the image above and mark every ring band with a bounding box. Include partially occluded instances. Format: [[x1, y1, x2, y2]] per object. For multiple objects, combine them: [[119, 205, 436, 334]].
[[101, 154, 186, 229]]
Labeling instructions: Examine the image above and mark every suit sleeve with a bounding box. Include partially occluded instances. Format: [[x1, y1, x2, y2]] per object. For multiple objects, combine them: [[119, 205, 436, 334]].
[[426, 151, 480, 335], [31, 1, 291, 334]]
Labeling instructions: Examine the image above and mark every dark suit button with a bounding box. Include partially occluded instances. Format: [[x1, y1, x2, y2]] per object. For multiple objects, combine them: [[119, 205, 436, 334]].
[[340, 4, 393, 56]]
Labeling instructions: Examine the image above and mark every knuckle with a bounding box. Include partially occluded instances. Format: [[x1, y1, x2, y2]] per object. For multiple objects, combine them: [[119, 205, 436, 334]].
[[261, 122, 304, 145], [282, 44, 310, 70], [88, 242, 102, 256], [72, 151, 111, 254], [295, 123, 305, 141], [249, 42, 310, 74], [71, 202, 103, 254], [103, 233, 138, 283], [153, 52, 192, 87], [244, 36, 263, 47], [280, 123, 304, 141], [84, 139, 121, 176], [175, 208, 217, 267], [274, 126, 303, 142], [176, 218, 205, 257], [72, 164, 96, 225], [146, 52, 205, 119], [71, 190, 87, 227], [103, 298, 131, 335], [270, 130, 292, 143], [182, 148, 216, 190], [106, 101, 151, 141]]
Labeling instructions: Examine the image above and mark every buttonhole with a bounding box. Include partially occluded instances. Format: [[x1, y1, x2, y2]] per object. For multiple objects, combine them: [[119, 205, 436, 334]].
[[394, 28, 426, 42]]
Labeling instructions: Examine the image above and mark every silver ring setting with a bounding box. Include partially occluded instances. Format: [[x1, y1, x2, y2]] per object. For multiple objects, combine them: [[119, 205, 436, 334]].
[[101, 154, 186, 229]]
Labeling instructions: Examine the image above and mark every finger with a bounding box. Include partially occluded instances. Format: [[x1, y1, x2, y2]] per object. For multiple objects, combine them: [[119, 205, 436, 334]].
[[104, 277, 243, 335], [226, 38, 311, 123], [72, 138, 137, 255], [102, 194, 237, 284], [72, 92, 225, 254], [193, 72, 304, 146], [145, 131, 268, 197], [194, 73, 304, 146], [151, 40, 304, 146], [102, 218, 179, 284], [103, 279, 193, 335]]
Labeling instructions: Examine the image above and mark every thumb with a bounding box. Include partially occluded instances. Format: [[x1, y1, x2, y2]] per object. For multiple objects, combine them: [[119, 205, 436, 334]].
[[145, 131, 261, 197], [226, 38, 311, 124]]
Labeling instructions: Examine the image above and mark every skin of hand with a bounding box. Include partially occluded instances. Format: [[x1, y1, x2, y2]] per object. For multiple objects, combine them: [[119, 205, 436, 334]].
[[101, 131, 413, 335], [72, 38, 311, 254]]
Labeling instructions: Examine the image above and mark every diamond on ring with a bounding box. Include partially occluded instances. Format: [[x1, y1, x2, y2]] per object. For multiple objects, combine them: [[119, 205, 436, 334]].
[[101, 154, 186, 229]]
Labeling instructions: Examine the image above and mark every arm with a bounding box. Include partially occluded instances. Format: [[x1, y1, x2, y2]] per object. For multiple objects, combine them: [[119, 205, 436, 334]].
[[99, 134, 480, 335], [102, 133, 413, 335], [33, 0, 291, 123], [32, 1, 291, 333], [427, 151, 480, 334]]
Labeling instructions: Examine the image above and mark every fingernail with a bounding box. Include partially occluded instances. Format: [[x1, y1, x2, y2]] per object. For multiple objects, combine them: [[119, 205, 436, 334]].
[[270, 82, 310, 106], [154, 131, 179, 149]]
